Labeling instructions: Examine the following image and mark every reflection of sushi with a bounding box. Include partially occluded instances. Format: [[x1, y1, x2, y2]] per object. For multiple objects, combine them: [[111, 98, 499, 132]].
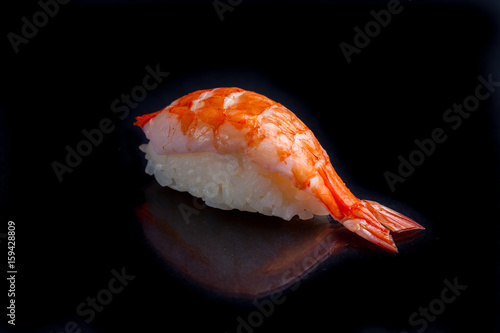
[[136, 182, 350, 298], [135, 87, 423, 252]]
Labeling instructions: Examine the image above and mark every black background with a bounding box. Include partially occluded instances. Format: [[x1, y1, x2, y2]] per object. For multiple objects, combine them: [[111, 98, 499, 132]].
[[1, 0, 499, 332]]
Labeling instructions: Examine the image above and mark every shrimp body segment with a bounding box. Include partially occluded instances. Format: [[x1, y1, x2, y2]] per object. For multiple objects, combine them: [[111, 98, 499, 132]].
[[135, 87, 424, 252]]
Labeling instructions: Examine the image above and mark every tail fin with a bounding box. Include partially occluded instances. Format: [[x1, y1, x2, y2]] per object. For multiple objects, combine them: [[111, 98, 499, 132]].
[[341, 200, 424, 253], [363, 200, 424, 232]]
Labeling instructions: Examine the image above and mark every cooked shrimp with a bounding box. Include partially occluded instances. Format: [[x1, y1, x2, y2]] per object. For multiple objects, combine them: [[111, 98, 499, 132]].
[[135, 87, 424, 252]]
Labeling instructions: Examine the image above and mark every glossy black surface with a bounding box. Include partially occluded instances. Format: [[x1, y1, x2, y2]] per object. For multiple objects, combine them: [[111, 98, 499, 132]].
[[1, 1, 499, 332]]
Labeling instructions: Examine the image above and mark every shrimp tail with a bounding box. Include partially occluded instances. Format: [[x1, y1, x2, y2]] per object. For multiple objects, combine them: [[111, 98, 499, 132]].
[[341, 200, 424, 253], [363, 200, 424, 233]]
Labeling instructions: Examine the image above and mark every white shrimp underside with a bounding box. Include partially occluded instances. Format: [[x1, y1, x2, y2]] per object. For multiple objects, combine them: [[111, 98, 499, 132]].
[[140, 143, 329, 220]]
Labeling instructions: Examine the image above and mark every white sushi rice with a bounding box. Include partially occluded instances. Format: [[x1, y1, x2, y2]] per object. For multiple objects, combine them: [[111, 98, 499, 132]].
[[140, 143, 329, 220]]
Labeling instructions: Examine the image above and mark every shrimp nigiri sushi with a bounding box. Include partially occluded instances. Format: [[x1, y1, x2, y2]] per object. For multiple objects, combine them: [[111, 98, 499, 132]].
[[135, 87, 424, 252]]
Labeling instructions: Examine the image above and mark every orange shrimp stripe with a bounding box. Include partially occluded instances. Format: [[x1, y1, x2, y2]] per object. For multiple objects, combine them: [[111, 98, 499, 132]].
[[134, 110, 162, 128]]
